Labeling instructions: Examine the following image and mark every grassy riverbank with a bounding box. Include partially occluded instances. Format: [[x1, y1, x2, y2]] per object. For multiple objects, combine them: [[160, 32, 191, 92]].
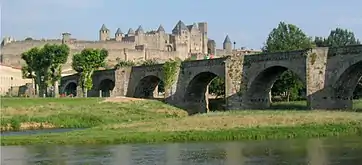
[[1, 98, 362, 146], [0, 97, 187, 132]]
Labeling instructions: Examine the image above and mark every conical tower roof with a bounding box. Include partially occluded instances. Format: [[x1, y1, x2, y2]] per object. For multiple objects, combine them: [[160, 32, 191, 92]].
[[172, 20, 187, 34], [157, 24, 165, 32], [135, 25, 144, 34], [100, 24, 109, 31], [223, 35, 232, 43], [127, 28, 135, 34], [116, 28, 123, 34]]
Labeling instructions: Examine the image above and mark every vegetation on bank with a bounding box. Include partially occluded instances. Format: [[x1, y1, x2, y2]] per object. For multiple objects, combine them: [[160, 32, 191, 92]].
[[1, 98, 362, 146], [2, 123, 361, 146], [0, 98, 187, 132]]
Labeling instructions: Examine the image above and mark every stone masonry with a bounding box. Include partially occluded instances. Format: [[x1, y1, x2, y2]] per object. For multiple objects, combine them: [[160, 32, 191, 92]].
[[60, 45, 362, 114], [1, 20, 254, 72]]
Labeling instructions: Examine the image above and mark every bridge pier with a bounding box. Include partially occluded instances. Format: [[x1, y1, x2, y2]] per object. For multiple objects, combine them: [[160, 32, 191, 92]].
[[307, 88, 353, 110]]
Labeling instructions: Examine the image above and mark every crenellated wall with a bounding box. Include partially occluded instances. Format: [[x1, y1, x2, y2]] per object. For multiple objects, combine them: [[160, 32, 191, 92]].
[[1, 40, 62, 66], [1, 20, 263, 74]]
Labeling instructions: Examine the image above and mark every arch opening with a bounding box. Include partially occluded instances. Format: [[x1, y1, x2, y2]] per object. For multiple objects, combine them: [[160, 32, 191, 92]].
[[134, 75, 164, 99], [246, 66, 306, 110], [99, 79, 115, 97], [333, 61, 362, 110], [184, 72, 225, 114], [64, 82, 77, 96]]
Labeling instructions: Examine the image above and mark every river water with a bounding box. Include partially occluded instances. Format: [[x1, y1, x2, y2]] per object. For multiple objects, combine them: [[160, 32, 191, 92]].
[[1, 136, 362, 165]]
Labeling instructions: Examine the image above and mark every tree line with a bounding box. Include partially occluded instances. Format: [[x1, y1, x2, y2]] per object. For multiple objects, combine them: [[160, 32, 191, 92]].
[[209, 22, 361, 100], [21, 46, 108, 97], [21, 45, 168, 97]]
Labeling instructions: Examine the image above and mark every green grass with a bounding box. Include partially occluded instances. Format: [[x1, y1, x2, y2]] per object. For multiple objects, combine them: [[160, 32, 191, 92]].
[[1, 98, 362, 146], [355, 99, 362, 109], [0, 97, 187, 131], [2, 123, 361, 146]]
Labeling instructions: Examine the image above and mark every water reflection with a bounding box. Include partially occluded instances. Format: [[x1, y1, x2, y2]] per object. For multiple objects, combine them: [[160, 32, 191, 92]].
[[1, 137, 362, 165]]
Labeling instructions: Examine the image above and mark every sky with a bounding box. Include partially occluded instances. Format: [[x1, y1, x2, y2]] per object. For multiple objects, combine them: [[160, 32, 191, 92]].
[[1, 0, 361, 49]]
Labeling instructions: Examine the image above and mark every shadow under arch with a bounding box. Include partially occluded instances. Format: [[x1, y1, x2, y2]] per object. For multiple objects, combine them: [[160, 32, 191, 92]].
[[134, 75, 164, 99], [184, 71, 223, 114], [64, 82, 77, 96], [332, 61, 362, 109], [99, 79, 115, 97], [244, 65, 306, 110]]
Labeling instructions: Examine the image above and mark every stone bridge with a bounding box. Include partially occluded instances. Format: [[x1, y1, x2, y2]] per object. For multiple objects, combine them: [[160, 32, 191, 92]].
[[60, 45, 362, 113]]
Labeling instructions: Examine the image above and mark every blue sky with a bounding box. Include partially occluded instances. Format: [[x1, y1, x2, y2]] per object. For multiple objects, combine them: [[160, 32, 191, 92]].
[[1, 0, 361, 49]]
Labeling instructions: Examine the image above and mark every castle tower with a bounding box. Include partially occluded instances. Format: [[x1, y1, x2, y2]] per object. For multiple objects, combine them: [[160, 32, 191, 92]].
[[135, 25, 144, 35], [172, 20, 189, 52], [223, 35, 232, 53], [157, 24, 165, 33], [115, 28, 123, 41], [172, 20, 188, 35], [62, 32, 71, 44], [207, 39, 216, 55], [198, 22, 208, 54], [127, 28, 135, 37], [135, 25, 144, 45], [99, 24, 110, 41], [157, 24, 166, 50]]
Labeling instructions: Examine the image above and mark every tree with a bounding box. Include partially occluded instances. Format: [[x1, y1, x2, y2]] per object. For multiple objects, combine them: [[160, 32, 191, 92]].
[[42, 44, 70, 97], [263, 22, 315, 102], [21, 47, 41, 94], [21, 44, 70, 97], [315, 28, 360, 47], [209, 77, 225, 98], [72, 48, 108, 97], [21, 48, 40, 95], [314, 28, 361, 99]]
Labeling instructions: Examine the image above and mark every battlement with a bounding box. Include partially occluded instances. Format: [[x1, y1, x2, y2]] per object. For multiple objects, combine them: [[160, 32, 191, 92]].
[[2, 38, 62, 46], [1, 20, 214, 69], [142, 33, 160, 37], [74, 40, 135, 45]]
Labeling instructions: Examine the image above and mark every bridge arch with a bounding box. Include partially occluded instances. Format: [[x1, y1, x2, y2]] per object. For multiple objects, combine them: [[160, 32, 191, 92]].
[[332, 60, 362, 108], [98, 79, 115, 97], [134, 75, 164, 98], [184, 71, 224, 114], [61, 80, 77, 96], [244, 65, 306, 109]]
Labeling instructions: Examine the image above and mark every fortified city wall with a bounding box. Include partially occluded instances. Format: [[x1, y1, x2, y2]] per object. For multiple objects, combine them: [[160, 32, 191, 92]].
[[1, 20, 260, 71]]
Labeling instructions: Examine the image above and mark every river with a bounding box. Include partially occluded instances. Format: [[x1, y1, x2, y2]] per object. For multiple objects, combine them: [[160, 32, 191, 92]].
[[1, 136, 362, 165]]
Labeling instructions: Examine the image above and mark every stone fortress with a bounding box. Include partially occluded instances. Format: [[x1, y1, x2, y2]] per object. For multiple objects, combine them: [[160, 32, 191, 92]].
[[0, 20, 260, 74]]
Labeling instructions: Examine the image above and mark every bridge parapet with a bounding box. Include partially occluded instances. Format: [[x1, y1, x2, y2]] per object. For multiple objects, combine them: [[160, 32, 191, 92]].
[[244, 49, 310, 64], [327, 44, 362, 58], [131, 64, 164, 72], [181, 58, 228, 68]]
